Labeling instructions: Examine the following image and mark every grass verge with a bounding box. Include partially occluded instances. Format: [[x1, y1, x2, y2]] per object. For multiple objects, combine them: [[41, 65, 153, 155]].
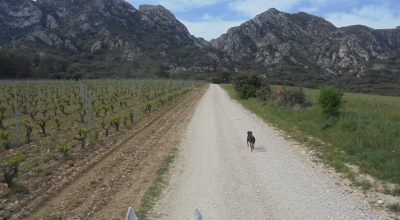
[[137, 147, 178, 219], [220, 84, 400, 189]]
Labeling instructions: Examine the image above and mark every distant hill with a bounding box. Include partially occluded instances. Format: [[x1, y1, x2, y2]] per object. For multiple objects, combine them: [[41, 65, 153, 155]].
[[0, 0, 399, 95], [210, 8, 400, 93], [0, 0, 219, 79]]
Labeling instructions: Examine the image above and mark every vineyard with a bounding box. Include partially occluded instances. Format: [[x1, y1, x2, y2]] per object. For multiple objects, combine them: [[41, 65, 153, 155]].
[[0, 79, 203, 218]]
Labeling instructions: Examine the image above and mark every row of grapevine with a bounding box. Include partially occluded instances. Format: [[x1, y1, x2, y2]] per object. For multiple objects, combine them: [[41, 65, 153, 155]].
[[0, 79, 203, 188]]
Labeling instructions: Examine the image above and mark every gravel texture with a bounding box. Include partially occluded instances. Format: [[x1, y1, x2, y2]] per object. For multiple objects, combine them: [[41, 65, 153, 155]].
[[150, 84, 386, 220]]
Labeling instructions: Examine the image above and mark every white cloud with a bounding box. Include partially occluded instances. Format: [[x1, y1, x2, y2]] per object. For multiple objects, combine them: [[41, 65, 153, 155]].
[[179, 17, 246, 40], [325, 5, 400, 29], [299, 6, 319, 13], [202, 13, 218, 21]]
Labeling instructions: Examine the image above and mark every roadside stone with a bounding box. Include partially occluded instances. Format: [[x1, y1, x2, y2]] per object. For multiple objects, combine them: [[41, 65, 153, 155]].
[[9, 204, 21, 212], [6, 203, 13, 210]]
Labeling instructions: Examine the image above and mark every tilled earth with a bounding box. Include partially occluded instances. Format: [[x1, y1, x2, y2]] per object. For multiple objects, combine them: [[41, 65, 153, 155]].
[[2, 84, 208, 220]]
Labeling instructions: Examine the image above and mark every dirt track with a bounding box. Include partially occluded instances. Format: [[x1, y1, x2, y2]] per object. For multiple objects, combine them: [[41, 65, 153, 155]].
[[150, 84, 390, 220], [16, 84, 208, 220]]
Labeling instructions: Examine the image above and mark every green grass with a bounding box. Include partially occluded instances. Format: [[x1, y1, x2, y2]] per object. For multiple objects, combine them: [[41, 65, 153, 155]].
[[389, 203, 400, 213], [220, 84, 400, 187], [359, 180, 372, 191], [392, 187, 400, 196], [137, 147, 178, 219]]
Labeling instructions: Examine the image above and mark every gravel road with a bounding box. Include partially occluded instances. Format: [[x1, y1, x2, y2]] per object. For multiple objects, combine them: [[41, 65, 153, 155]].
[[150, 84, 386, 220]]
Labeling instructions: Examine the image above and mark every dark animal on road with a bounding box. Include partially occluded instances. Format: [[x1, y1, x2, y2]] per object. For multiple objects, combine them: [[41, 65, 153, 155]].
[[247, 131, 256, 152]]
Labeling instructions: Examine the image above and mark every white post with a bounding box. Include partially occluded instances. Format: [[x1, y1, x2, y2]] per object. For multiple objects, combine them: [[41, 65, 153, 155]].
[[13, 83, 19, 141]]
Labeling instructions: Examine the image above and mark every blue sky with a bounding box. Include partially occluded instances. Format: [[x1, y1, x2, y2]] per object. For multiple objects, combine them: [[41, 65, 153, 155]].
[[126, 0, 400, 41]]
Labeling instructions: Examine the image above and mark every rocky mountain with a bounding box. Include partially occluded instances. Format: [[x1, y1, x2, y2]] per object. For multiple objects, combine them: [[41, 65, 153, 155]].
[[211, 8, 400, 84], [0, 0, 219, 78], [0, 0, 399, 92]]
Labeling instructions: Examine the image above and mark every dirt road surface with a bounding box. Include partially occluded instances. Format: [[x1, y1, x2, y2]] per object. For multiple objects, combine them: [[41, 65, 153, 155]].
[[150, 84, 388, 220]]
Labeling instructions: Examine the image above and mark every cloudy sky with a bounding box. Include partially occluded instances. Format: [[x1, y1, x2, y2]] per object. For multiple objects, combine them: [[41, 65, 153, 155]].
[[126, 0, 400, 41]]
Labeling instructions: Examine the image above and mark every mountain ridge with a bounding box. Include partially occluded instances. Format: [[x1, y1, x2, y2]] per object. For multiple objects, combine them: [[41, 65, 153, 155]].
[[211, 7, 399, 77]]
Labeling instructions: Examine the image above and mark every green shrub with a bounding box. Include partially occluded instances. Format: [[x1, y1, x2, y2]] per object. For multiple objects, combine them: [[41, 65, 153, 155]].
[[232, 72, 271, 100], [56, 143, 72, 158], [0, 130, 11, 149], [231, 72, 263, 92], [277, 87, 310, 108], [257, 84, 272, 101], [74, 128, 90, 148], [92, 129, 100, 143], [2, 141, 12, 150], [54, 116, 63, 131], [318, 86, 344, 117], [0, 112, 5, 129], [3, 154, 24, 188], [238, 85, 257, 99], [0, 130, 10, 140]]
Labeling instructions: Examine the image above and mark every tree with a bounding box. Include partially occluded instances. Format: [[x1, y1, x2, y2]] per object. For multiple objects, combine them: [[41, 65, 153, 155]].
[[155, 63, 170, 78], [231, 72, 270, 100], [0, 51, 33, 78], [231, 72, 263, 92], [211, 71, 233, 84]]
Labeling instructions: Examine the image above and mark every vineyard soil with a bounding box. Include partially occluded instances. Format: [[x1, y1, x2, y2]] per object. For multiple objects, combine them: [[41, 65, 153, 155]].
[[2, 84, 208, 220]]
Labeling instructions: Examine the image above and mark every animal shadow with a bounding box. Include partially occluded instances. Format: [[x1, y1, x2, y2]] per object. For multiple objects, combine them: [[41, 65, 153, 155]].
[[252, 146, 267, 152]]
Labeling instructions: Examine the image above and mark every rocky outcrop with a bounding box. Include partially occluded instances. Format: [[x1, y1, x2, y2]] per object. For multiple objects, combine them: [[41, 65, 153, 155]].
[[138, 4, 210, 50], [27, 30, 63, 46], [0, 0, 41, 28], [121, 42, 146, 61], [139, 5, 183, 28], [64, 39, 78, 51], [211, 8, 400, 76], [91, 40, 102, 53], [46, 15, 58, 29]]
